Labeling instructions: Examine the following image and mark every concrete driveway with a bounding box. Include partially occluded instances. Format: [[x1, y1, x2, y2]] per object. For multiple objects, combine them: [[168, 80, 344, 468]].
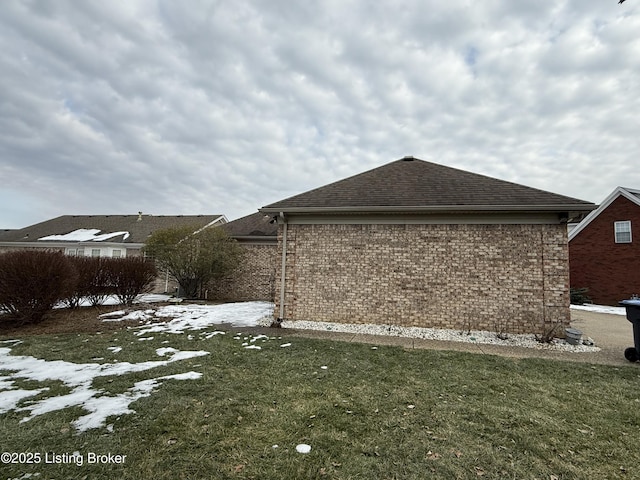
[[569, 309, 631, 351]]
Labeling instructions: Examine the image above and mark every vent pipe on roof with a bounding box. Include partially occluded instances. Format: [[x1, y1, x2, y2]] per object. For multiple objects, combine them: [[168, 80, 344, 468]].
[[402, 155, 414, 161], [137, 211, 142, 222]]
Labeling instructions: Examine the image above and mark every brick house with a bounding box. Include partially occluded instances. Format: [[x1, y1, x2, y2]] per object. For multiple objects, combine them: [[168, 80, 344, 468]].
[[0, 214, 226, 293], [569, 187, 640, 305], [259, 157, 595, 334], [209, 212, 278, 301], [0, 214, 226, 257]]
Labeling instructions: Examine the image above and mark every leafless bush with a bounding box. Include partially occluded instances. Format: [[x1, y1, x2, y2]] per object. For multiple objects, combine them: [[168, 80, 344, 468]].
[[0, 250, 76, 324], [106, 257, 157, 306], [63, 257, 114, 308]]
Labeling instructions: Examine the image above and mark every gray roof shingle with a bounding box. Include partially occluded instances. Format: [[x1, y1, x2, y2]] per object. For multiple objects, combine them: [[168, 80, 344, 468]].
[[0, 214, 225, 244], [222, 212, 278, 238], [261, 157, 596, 214]]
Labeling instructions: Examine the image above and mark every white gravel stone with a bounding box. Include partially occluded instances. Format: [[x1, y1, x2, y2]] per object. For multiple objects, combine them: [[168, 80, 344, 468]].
[[280, 320, 600, 353]]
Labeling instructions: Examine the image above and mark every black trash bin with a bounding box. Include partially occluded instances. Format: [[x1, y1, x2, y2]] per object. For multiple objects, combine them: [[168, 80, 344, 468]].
[[619, 299, 640, 362]]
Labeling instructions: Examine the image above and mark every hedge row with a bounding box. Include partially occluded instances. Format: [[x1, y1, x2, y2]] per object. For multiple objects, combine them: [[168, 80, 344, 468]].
[[0, 250, 157, 325]]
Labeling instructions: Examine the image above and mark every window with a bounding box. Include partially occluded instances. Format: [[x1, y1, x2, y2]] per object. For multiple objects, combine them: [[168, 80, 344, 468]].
[[77, 249, 85, 256], [66, 248, 77, 256], [615, 221, 632, 243], [91, 249, 101, 257], [112, 249, 122, 258]]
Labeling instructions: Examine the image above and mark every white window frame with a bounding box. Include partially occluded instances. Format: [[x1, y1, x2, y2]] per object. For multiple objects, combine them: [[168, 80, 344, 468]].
[[614, 221, 632, 244], [91, 248, 101, 257], [65, 248, 77, 256], [112, 249, 122, 258]]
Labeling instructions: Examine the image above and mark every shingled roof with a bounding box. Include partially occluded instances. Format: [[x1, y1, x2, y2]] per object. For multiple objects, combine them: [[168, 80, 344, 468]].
[[261, 157, 596, 214], [221, 212, 278, 239], [0, 214, 225, 245]]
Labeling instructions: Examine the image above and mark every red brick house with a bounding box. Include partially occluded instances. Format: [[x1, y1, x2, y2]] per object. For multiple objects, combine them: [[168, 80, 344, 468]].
[[260, 157, 595, 334], [569, 187, 640, 305]]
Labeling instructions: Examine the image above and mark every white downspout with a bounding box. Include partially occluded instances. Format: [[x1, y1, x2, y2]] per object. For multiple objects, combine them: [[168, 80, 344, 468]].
[[278, 212, 288, 320]]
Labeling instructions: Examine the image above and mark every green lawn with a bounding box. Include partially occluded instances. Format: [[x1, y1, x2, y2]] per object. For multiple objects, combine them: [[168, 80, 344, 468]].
[[1, 326, 640, 480]]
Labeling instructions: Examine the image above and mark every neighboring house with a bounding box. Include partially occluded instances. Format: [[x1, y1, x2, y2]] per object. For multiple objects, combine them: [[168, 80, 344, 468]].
[[209, 212, 278, 301], [0, 214, 227, 293], [259, 156, 596, 334], [0, 213, 226, 258], [569, 187, 640, 305]]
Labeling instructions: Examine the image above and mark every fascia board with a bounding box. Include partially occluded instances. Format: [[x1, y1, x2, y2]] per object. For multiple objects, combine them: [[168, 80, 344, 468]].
[[260, 204, 595, 214]]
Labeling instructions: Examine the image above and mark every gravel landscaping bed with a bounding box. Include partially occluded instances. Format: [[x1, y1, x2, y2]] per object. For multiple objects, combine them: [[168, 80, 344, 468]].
[[279, 319, 601, 353]]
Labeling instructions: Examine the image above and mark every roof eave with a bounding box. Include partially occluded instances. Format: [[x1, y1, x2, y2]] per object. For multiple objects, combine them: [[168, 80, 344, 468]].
[[260, 204, 596, 215]]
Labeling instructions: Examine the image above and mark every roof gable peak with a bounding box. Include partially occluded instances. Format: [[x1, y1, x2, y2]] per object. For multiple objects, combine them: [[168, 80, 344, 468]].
[[569, 186, 640, 240]]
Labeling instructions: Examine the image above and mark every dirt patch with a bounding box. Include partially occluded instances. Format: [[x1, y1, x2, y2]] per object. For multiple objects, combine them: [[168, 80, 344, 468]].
[[0, 305, 153, 337]]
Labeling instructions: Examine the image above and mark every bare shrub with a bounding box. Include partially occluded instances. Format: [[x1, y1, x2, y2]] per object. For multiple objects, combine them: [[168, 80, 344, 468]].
[[63, 257, 114, 308], [534, 321, 562, 344], [0, 250, 76, 324], [105, 257, 157, 306], [493, 308, 511, 340]]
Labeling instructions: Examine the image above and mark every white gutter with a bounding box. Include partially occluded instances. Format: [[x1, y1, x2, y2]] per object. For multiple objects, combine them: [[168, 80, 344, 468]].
[[262, 204, 595, 214], [278, 212, 288, 320]]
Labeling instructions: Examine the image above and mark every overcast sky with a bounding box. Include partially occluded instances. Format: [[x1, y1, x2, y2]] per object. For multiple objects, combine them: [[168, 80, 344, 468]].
[[1, 0, 639, 229]]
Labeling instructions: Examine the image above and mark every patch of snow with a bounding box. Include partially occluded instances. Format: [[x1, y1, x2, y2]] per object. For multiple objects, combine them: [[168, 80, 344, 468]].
[[244, 345, 262, 350], [201, 331, 226, 339], [570, 304, 626, 316], [0, 388, 49, 415], [100, 310, 127, 319], [131, 301, 274, 334], [156, 347, 178, 356], [280, 343, 292, 348], [58, 294, 173, 310], [0, 346, 208, 431], [107, 347, 122, 354], [296, 444, 311, 454], [71, 372, 202, 432], [38, 229, 130, 242]]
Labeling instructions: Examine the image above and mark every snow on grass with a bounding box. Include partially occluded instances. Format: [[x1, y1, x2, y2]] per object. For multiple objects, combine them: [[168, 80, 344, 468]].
[[100, 301, 274, 334], [71, 372, 203, 432], [296, 444, 312, 454], [0, 346, 208, 431]]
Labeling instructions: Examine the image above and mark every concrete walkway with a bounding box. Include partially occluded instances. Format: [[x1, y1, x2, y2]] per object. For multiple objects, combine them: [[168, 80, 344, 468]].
[[281, 309, 638, 368]]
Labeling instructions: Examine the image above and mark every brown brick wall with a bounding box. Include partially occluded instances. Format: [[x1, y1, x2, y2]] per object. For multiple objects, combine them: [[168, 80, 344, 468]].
[[209, 243, 278, 301], [569, 196, 640, 305], [275, 223, 570, 334]]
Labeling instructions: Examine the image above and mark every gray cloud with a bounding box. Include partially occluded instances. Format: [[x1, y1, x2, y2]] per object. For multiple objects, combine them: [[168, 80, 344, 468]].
[[1, 0, 639, 228]]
